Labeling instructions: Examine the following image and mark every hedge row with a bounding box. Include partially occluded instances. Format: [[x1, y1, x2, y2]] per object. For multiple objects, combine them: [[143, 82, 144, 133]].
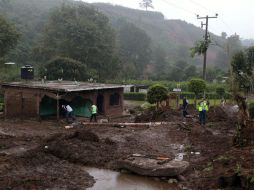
[[108, 79, 227, 92], [179, 92, 232, 99], [124, 92, 146, 101], [124, 91, 232, 101]]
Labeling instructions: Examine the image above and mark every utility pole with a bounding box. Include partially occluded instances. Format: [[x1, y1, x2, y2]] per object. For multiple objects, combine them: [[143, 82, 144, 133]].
[[197, 14, 218, 81]]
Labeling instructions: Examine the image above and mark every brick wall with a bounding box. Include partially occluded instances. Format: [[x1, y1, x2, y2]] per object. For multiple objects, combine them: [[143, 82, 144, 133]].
[[4, 88, 38, 118], [3, 87, 124, 119], [103, 88, 123, 116]]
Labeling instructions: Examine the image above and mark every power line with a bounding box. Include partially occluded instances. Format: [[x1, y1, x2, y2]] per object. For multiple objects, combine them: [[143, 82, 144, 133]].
[[189, 0, 216, 14], [159, 0, 198, 16], [189, 0, 234, 35], [197, 14, 218, 81]]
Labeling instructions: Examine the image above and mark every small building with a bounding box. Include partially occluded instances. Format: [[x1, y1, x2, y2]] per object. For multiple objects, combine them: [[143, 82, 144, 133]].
[[123, 84, 148, 93], [0, 81, 124, 120]]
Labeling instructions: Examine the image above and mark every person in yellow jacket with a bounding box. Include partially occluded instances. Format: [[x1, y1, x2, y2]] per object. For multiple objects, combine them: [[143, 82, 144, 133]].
[[197, 98, 209, 126], [90, 103, 98, 122]]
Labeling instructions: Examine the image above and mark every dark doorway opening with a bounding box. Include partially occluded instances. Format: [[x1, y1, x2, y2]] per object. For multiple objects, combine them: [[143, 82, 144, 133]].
[[97, 94, 104, 114], [39, 96, 57, 117]]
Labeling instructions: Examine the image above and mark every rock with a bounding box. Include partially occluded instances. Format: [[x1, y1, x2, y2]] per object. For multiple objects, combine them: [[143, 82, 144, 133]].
[[116, 157, 189, 177], [99, 119, 109, 123], [178, 183, 188, 190], [168, 178, 178, 184]]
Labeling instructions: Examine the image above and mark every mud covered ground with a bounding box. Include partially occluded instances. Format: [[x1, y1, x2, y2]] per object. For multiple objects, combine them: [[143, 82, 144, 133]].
[[0, 105, 253, 189]]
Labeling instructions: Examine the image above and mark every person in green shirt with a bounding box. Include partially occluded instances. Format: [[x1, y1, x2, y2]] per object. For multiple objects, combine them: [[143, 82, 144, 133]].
[[90, 103, 97, 122]]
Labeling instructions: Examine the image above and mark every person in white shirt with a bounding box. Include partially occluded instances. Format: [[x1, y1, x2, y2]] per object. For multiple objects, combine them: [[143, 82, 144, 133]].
[[62, 104, 75, 122]]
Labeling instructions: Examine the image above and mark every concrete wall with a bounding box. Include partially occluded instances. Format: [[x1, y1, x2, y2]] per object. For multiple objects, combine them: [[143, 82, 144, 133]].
[[3, 87, 123, 119]]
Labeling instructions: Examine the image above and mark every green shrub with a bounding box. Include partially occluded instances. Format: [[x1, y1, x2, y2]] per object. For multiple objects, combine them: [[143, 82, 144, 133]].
[[180, 92, 232, 100], [124, 92, 146, 101], [147, 84, 168, 108], [141, 102, 155, 109]]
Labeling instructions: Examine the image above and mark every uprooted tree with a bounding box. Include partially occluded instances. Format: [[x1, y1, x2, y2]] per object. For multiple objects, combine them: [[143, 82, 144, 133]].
[[147, 84, 168, 109]]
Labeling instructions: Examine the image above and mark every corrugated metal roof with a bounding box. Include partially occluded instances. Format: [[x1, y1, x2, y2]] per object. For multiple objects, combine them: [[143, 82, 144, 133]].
[[1, 81, 124, 92]]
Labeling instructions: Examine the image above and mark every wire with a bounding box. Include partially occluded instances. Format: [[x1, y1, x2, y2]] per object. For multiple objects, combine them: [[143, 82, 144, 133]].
[[218, 18, 234, 34], [189, 0, 216, 14], [158, 0, 198, 17], [188, 0, 234, 34]]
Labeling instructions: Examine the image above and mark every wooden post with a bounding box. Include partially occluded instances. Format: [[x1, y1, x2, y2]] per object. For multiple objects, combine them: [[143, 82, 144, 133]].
[[56, 93, 60, 121]]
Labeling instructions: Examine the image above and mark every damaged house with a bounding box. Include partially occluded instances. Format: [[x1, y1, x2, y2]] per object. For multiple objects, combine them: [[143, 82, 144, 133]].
[[0, 81, 124, 120]]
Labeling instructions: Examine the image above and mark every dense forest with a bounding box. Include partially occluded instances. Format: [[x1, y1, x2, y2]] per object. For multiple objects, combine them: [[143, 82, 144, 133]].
[[0, 0, 245, 82]]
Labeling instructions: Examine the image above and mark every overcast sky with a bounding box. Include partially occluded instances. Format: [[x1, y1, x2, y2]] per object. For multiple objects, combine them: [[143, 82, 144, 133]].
[[82, 0, 254, 39]]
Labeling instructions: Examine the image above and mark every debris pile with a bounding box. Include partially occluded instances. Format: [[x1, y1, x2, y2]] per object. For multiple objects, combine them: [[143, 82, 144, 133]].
[[135, 107, 181, 122]]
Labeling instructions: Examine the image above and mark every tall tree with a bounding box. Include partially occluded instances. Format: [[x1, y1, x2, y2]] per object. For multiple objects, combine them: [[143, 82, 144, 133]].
[[139, 0, 153, 11], [116, 19, 151, 78], [226, 34, 242, 59], [35, 4, 118, 80], [0, 15, 19, 59], [231, 46, 254, 92]]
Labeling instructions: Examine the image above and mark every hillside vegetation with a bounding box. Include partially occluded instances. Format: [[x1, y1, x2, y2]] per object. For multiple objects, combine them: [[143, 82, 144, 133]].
[[0, 0, 242, 81]]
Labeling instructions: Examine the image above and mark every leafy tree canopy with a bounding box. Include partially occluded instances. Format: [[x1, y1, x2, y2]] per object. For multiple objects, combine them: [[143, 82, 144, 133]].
[[188, 78, 206, 96], [35, 4, 117, 80], [190, 39, 211, 58], [231, 46, 254, 92], [147, 84, 168, 108], [39, 57, 95, 81]]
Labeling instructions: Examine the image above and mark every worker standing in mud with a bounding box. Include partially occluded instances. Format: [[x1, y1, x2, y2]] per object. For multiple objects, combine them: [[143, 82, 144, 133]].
[[90, 103, 97, 122], [198, 98, 209, 126], [182, 97, 189, 117], [62, 104, 75, 123]]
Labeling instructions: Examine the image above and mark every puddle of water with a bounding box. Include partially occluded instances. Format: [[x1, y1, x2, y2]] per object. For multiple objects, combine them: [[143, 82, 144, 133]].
[[85, 167, 177, 190]]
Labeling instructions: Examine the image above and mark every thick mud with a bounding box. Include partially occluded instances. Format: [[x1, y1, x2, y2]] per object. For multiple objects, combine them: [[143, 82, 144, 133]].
[[0, 105, 253, 189]]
